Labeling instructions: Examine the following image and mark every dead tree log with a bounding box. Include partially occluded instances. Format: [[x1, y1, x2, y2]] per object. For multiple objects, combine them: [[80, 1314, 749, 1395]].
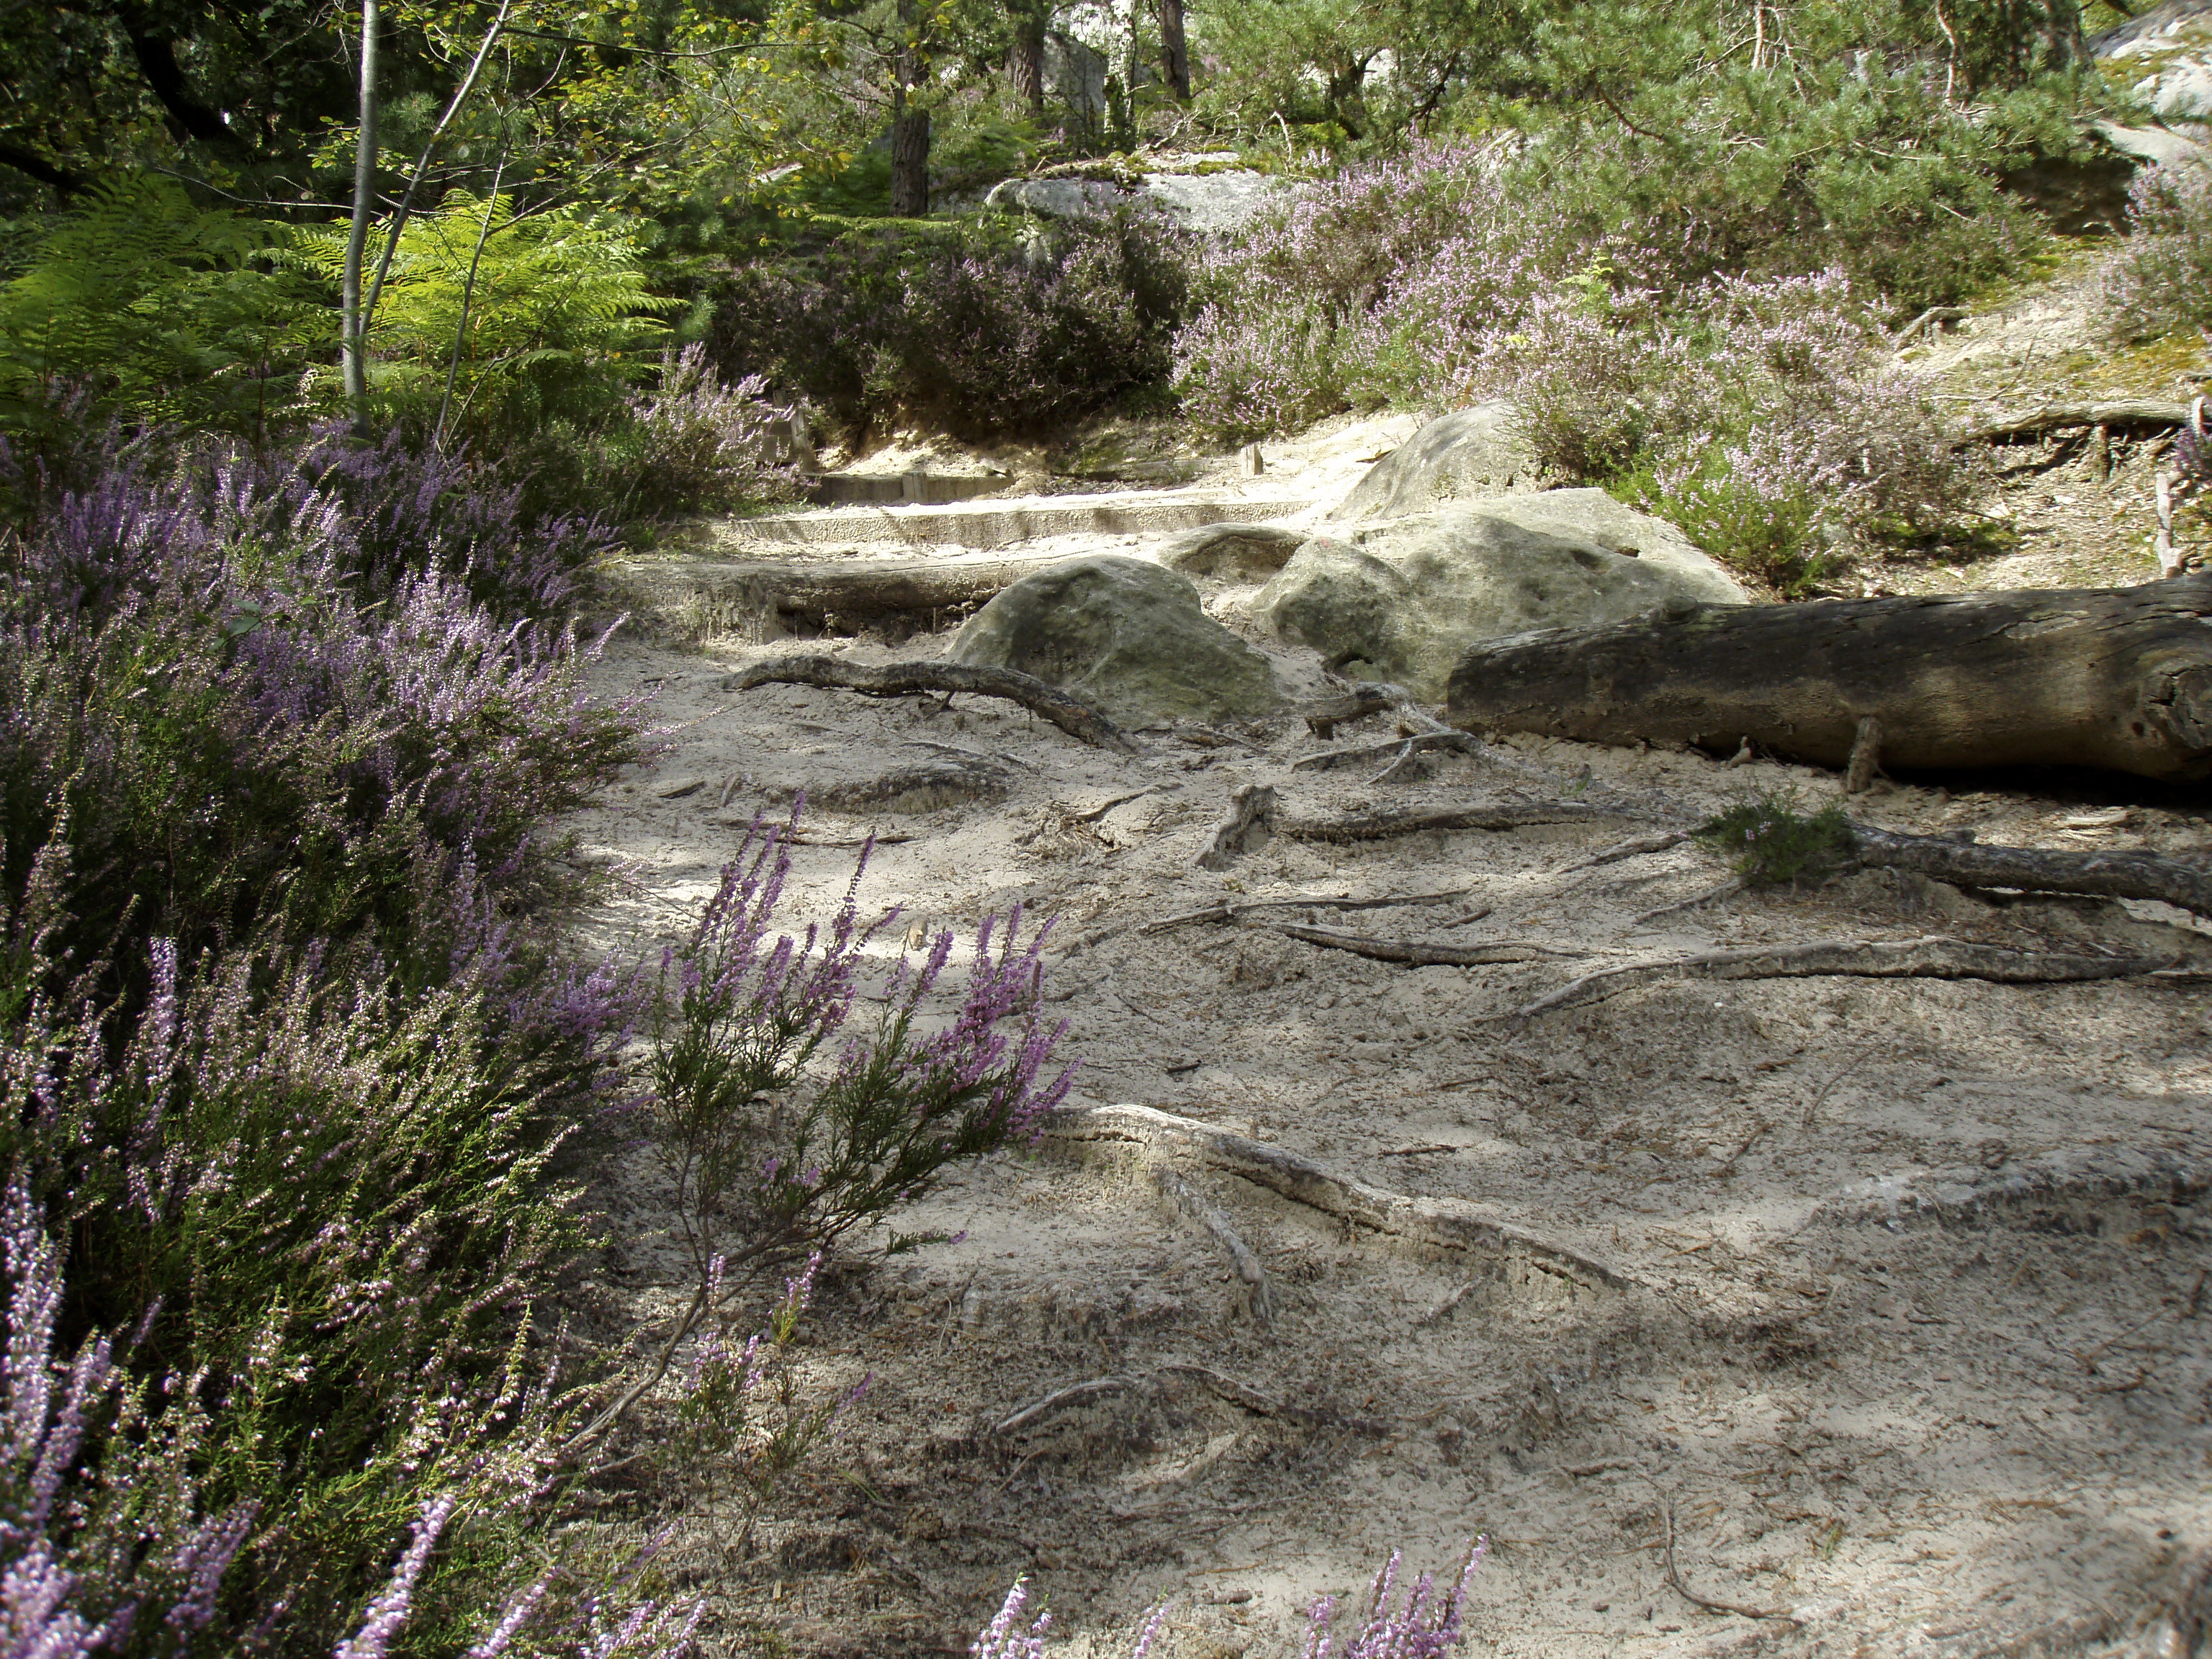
[[1847, 823, 2212, 918], [1446, 578, 2212, 781], [724, 655, 1137, 752]]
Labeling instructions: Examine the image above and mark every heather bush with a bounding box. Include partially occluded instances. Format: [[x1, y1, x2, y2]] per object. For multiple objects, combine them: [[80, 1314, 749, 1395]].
[[649, 812, 1074, 1284], [581, 344, 809, 523], [969, 1542, 1480, 1658], [2105, 159, 2212, 343], [708, 212, 1190, 436]]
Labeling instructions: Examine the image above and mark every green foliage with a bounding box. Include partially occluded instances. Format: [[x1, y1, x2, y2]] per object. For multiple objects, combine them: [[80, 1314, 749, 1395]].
[[1694, 793, 1858, 887], [0, 178, 328, 444], [299, 189, 678, 445]]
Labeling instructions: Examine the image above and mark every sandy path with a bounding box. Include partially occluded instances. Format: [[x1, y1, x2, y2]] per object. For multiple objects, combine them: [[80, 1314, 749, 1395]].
[[556, 595, 2212, 1658]]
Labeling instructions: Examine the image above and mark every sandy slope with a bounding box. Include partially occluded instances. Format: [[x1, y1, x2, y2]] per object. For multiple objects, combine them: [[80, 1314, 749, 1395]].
[[550, 376, 2212, 1656]]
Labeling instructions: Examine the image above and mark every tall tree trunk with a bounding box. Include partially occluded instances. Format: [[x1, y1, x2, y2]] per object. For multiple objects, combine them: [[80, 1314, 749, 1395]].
[[889, 96, 931, 215], [341, 0, 379, 433], [889, 0, 930, 217], [1159, 0, 1190, 99], [1008, 10, 1046, 116]]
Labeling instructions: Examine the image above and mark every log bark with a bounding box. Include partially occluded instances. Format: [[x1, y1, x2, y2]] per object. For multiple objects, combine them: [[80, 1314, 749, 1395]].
[[1446, 578, 2212, 781], [1962, 400, 2189, 443], [723, 655, 1136, 752], [1847, 822, 2212, 918]]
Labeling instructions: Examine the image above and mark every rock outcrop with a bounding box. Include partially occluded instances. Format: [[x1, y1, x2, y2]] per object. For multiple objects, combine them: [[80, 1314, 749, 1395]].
[[948, 554, 1282, 723], [1259, 489, 1748, 701], [1330, 405, 1544, 522]]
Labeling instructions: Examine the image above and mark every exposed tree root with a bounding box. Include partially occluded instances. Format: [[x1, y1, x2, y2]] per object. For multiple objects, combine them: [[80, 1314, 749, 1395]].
[[724, 654, 1138, 753], [1511, 935, 2172, 1022], [1141, 888, 1473, 935], [1281, 801, 1622, 842], [1292, 731, 1483, 772], [1155, 1168, 1278, 1326], [1038, 1102, 1635, 1301], [1269, 922, 1591, 967], [1847, 822, 2212, 919]]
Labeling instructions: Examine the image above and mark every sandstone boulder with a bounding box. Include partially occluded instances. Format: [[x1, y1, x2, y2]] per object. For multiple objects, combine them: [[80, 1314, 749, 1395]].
[[1331, 404, 1543, 522], [1259, 489, 1748, 701], [948, 554, 1281, 723]]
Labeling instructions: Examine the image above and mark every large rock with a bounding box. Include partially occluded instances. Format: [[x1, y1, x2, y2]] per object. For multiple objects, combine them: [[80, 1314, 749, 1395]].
[[980, 168, 1295, 235], [947, 554, 1281, 724], [2093, 0, 2212, 120], [1258, 489, 1748, 701], [1331, 404, 1543, 522]]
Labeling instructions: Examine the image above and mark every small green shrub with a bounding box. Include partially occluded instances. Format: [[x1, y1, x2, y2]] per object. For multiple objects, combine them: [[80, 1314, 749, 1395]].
[[1694, 794, 1857, 887]]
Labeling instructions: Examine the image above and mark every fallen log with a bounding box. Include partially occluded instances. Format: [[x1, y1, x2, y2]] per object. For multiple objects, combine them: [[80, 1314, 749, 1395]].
[[1445, 578, 2212, 781], [1962, 400, 2190, 444], [724, 654, 1137, 753], [1511, 935, 2171, 1022], [1847, 822, 2212, 918]]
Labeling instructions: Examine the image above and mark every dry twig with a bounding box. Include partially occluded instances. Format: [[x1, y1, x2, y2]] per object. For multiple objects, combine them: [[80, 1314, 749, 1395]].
[[1282, 801, 1620, 842], [1141, 888, 1473, 934]]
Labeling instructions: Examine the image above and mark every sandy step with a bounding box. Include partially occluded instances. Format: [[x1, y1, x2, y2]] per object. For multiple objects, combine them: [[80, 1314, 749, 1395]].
[[721, 488, 1313, 551]]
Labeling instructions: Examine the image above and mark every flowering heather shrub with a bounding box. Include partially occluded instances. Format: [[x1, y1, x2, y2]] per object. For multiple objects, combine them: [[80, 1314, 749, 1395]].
[[2106, 161, 2212, 344], [651, 810, 1076, 1282], [709, 214, 1189, 436], [0, 430, 639, 991], [1303, 1543, 1484, 1659], [595, 344, 807, 522], [970, 1544, 1477, 1658]]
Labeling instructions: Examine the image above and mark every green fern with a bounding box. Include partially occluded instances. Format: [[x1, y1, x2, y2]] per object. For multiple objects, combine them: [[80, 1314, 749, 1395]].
[[297, 191, 676, 442], [0, 177, 328, 444]]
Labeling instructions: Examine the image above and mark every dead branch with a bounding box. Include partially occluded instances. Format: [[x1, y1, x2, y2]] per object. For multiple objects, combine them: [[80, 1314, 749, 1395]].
[[1281, 801, 1620, 842], [1141, 889, 1473, 935], [1194, 783, 1279, 869], [1293, 731, 1483, 773], [1154, 1363, 1393, 1437], [1039, 1103, 1635, 1299], [1512, 935, 2172, 1022], [1962, 400, 2190, 443], [723, 654, 1138, 753], [1846, 822, 2212, 918], [1156, 1169, 1278, 1326], [1633, 878, 1745, 926], [1892, 305, 1967, 346], [1269, 922, 1591, 967]]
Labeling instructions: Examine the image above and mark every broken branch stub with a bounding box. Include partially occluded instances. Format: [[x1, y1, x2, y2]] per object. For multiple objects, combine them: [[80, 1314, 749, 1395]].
[[1446, 578, 2212, 781], [724, 654, 1138, 753], [1195, 783, 1278, 869]]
